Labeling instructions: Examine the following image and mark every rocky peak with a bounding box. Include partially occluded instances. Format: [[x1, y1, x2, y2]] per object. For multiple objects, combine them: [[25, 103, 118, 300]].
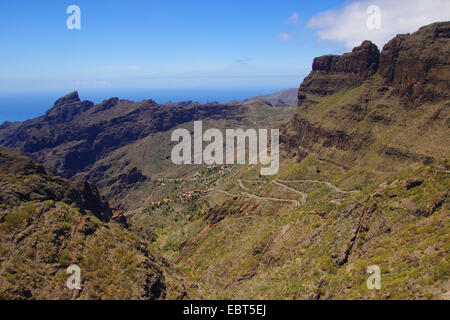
[[298, 22, 449, 108], [285, 22, 450, 172], [53, 91, 80, 106], [45, 91, 94, 122], [312, 40, 380, 78], [93, 97, 120, 113], [298, 41, 380, 104]]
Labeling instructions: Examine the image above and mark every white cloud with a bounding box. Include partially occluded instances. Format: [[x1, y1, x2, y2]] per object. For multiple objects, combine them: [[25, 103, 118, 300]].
[[285, 12, 299, 24], [307, 0, 450, 49], [276, 32, 295, 41]]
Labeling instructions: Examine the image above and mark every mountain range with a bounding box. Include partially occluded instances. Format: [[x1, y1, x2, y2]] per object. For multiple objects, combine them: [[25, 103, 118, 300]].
[[0, 21, 448, 300]]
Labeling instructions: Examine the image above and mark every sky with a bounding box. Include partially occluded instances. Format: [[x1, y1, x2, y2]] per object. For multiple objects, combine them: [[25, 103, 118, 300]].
[[0, 0, 448, 100]]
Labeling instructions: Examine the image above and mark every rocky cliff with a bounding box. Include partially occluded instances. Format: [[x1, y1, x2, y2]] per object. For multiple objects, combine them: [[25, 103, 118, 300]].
[[378, 22, 450, 108], [298, 40, 380, 106], [298, 22, 449, 110], [285, 22, 450, 177]]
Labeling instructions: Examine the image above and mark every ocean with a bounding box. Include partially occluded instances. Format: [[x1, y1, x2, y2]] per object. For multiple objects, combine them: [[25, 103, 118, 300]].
[[0, 87, 286, 123]]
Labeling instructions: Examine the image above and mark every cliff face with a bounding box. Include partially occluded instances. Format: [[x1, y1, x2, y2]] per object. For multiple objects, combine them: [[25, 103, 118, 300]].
[[286, 22, 450, 174], [379, 22, 450, 108], [298, 41, 380, 105], [298, 22, 449, 109]]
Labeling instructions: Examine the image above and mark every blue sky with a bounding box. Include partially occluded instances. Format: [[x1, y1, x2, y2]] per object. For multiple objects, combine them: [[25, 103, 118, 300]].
[[0, 0, 348, 93], [0, 0, 448, 94]]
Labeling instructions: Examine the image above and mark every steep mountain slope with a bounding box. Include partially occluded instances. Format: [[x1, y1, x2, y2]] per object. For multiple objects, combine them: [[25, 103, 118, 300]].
[[283, 22, 449, 189], [127, 22, 449, 300], [141, 163, 448, 299], [0, 147, 186, 299]]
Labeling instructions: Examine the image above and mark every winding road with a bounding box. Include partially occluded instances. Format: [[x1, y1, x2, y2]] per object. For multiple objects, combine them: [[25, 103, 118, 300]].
[[213, 178, 359, 207]]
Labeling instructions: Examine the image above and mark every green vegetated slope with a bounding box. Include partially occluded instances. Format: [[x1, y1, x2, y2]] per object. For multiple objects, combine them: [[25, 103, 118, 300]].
[[135, 159, 448, 299], [283, 75, 449, 190], [0, 92, 295, 299], [0, 147, 187, 300], [128, 22, 449, 300]]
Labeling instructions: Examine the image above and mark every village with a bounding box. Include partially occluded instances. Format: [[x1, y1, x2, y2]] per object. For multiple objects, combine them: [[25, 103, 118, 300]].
[[149, 165, 230, 207]]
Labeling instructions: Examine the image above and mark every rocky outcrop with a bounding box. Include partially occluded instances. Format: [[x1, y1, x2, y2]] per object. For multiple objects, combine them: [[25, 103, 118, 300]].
[[119, 167, 148, 186], [298, 41, 380, 106], [53, 91, 81, 105], [0, 147, 112, 222], [312, 40, 380, 77], [92, 97, 119, 114], [281, 117, 366, 153], [379, 22, 450, 108], [45, 91, 95, 123], [74, 180, 112, 222], [0, 146, 195, 300], [299, 22, 449, 109], [285, 22, 450, 170]]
